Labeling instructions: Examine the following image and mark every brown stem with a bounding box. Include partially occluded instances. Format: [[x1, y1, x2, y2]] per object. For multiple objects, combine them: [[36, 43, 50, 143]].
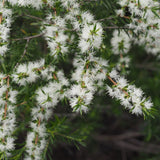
[[120, 54, 125, 68], [53, 73, 58, 80], [107, 75, 117, 86], [120, 53, 123, 59], [0, 0, 5, 24], [123, 16, 131, 19], [104, 26, 129, 29], [2, 0, 5, 6], [35, 134, 39, 145], [3, 76, 8, 80], [4, 76, 9, 119], [35, 118, 41, 145], [24, 14, 44, 21], [16, 101, 27, 107], [13, 32, 45, 41], [14, 38, 30, 69], [0, 14, 2, 24], [107, 75, 128, 96], [53, 8, 57, 16], [35, 108, 44, 145], [98, 17, 114, 22]]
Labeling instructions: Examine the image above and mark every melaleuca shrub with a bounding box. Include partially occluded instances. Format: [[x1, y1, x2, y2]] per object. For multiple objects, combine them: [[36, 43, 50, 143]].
[[0, 0, 158, 159]]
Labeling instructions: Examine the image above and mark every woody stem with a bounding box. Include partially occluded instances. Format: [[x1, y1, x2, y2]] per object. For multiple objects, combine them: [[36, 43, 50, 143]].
[[107, 75, 128, 96], [4, 76, 9, 119]]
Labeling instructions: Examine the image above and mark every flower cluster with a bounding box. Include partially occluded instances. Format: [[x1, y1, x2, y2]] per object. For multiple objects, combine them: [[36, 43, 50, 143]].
[[69, 54, 108, 113], [0, 75, 17, 156], [44, 15, 69, 57], [110, 30, 131, 71], [0, 1, 12, 55], [111, 30, 131, 55], [25, 69, 68, 160], [12, 59, 45, 86], [43, 0, 104, 114], [107, 69, 153, 115], [113, 0, 160, 56], [79, 22, 103, 53], [44, 0, 103, 57], [7, 0, 54, 9]]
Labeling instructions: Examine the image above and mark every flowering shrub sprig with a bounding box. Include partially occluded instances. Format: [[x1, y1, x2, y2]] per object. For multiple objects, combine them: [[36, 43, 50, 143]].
[[0, 0, 157, 159]]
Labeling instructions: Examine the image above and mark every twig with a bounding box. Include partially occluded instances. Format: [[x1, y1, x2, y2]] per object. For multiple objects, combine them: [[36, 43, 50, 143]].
[[0, 13, 2, 24], [16, 101, 27, 107], [24, 14, 44, 21], [80, 0, 100, 4], [35, 119, 41, 145], [107, 75, 129, 96], [2, 0, 5, 6], [0, 0, 5, 24], [13, 32, 45, 41], [35, 108, 44, 145], [107, 75, 117, 86], [104, 26, 129, 29], [14, 39, 30, 69], [4, 76, 9, 119], [98, 17, 114, 22]]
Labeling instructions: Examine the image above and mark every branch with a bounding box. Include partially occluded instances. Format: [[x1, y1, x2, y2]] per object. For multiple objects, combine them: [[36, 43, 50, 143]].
[[0, 0, 5, 24], [107, 75, 129, 96], [13, 32, 45, 41], [104, 26, 129, 29], [98, 17, 114, 22], [14, 38, 30, 69], [24, 14, 44, 21], [4, 76, 9, 119]]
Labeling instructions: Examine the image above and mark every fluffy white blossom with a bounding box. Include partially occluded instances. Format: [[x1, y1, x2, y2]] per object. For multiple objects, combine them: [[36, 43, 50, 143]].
[[107, 69, 153, 115], [25, 69, 69, 159], [114, 0, 160, 56], [8, 0, 42, 9], [111, 30, 131, 55], [79, 23, 103, 53], [44, 15, 69, 57], [0, 74, 18, 156], [12, 59, 45, 85], [68, 54, 108, 113], [0, 2, 12, 56]]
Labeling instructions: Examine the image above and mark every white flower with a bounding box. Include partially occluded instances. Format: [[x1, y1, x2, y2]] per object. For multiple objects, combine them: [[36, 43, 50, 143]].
[[117, 77, 127, 88], [6, 137, 15, 150], [81, 11, 94, 24], [109, 69, 119, 80], [144, 100, 153, 109], [78, 39, 90, 53], [13, 59, 45, 85], [8, 91, 18, 104], [111, 30, 131, 55], [106, 72, 153, 115]]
